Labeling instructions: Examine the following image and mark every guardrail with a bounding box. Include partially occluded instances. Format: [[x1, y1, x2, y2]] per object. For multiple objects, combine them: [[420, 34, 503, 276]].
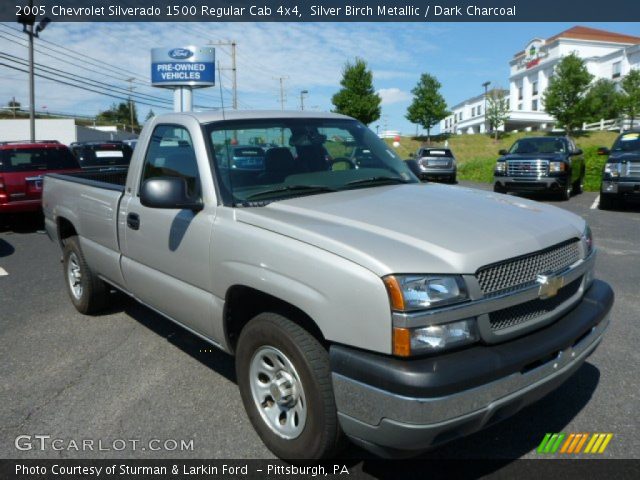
[[582, 118, 637, 132]]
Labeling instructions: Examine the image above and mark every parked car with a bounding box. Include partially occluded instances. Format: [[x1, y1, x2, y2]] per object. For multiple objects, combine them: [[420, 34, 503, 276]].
[[43, 111, 612, 459], [0, 141, 80, 215], [413, 147, 457, 183], [69, 141, 133, 170], [122, 138, 138, 150], [494, 136, 585, 200], [598, 129, 640, 209]]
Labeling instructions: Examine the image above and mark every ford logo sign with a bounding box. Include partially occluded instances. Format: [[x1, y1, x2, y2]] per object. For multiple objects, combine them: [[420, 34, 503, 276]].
[[168, 48, 193, 60]]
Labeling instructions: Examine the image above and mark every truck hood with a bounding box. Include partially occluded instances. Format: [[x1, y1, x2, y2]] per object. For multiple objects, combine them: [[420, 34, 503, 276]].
[[235, 184, 586, 276], [609, 151, 640, 163], [500, 152, 567, 161]]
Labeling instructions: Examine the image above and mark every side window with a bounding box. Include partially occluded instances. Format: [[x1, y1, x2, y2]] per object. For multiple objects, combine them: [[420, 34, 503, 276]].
[[141, 125, 200, 197]]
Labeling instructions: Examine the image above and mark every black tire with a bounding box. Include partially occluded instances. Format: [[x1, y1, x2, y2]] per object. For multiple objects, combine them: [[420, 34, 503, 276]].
[[235, 312, 344, 459], [599, 193, 620, 210], [558, 181, 572, 201], [493, 184, 506, 194], [573, 170, 585, 195], [62, 236, 109, 314]]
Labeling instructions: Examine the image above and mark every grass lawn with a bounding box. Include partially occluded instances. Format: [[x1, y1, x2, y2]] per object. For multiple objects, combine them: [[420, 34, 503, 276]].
[[385, 131, 619, 191]]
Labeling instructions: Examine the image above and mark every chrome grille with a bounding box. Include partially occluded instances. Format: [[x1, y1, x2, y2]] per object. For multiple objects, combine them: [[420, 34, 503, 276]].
[[507, 159, 548, 176], [627, 162, 640, 176], [476, 239, 581, 296], [489, 278, 582, 331]]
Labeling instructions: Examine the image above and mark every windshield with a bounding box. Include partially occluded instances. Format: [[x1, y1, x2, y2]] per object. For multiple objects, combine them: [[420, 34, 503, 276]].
[[206, 118, 418, 206], [612, 132, 640, 152], [508, 138, 567, 155], [72, 144, 133, 167], [0, 147, 79, 172]]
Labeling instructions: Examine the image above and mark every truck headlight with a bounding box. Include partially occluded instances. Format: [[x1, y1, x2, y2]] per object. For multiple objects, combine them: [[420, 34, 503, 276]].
[[582, 224, 593, 257], [549, 161, 566, 173], [604, 162, 621, 177], [393, 320, 479, 356], [495, 162, 506, 173], [383, 275, 468, 311]]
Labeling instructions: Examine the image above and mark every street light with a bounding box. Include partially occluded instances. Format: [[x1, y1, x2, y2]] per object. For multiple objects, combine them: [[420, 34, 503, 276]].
[[300, 90, 308, 111], [18, 1, 51, 142], [482, 81, 491, 135]]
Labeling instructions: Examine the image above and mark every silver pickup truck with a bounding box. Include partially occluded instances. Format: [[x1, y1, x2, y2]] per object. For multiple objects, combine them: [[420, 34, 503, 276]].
[[43, 111, 613, 459]]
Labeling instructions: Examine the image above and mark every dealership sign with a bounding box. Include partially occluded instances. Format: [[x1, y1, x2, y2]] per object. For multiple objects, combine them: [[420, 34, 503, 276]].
[[151, 46, 215, 87]]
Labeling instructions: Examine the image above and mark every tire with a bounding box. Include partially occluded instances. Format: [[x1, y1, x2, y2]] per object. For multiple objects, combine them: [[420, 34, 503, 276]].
[[62, 236, 109, 314], [573, 171, 585, 195], [599, 193, 620, 210], [493, 184, 506, 194], [558, 181, 572, 201], [235, 312, 344, 459]]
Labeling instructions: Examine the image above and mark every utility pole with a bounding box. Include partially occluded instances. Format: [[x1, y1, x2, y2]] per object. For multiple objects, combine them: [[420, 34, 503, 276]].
[[274, 76, 289, 110], [208, 40, 238, 109], [300, 90, 308, 111], [482, 81, 491, 134], [127, 78, 135, 132]]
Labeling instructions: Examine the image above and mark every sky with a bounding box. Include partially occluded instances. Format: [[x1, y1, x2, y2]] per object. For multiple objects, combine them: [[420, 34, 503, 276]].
[[0, 21, 639, 134]]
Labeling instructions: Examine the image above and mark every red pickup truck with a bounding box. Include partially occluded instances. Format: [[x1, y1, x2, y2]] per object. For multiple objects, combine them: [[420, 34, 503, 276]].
[[0, 141, 80, 214]]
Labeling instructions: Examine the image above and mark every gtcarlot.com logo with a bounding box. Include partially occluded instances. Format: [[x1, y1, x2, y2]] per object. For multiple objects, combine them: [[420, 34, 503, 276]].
[[537, 433, 613, 454]]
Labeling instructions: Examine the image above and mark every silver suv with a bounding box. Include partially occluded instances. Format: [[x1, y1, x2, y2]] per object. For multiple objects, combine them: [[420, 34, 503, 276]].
[[414, 147, 457, 183]]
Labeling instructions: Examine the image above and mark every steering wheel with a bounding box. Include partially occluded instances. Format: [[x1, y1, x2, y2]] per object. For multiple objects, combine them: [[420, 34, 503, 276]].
[[329, 157, 357, 171]]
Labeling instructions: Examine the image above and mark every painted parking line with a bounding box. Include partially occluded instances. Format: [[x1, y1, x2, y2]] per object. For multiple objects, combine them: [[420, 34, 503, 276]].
[[591, 195, 600, 210], [0, 267, 8, 276]]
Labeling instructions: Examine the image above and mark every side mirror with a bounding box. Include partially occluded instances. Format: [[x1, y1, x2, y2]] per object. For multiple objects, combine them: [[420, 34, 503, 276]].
[[408, 152, 416, 158], [405, 159, 423, 179], [498, 149, 508, 156], [597, 147, 610, 156], [140, 177, 203, 211], [572, 148, 583, 156]]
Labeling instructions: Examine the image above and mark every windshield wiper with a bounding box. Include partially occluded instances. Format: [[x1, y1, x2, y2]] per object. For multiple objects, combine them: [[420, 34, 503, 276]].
[[244, 184, 337, 201], [343, 176, 410, 188]]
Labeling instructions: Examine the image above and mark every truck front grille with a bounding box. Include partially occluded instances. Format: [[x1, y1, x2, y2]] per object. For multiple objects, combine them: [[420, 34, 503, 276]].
[[507, 159, 548, 176], [488, 278, 582, 331], [627, 162, 640, 176], [476, 239, 581, 296]]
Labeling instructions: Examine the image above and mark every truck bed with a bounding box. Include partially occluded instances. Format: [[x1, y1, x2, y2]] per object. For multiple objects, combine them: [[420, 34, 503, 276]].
[[46, 168, 128, 191]]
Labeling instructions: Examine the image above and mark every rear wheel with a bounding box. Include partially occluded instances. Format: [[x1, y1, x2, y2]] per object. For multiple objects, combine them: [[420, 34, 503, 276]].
[[573, 170, 585, 195], [236, 312, 343, 459], [63, 236, 109, 314]]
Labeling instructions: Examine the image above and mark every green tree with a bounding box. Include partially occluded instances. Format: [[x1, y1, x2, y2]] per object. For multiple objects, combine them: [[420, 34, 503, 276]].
[[485, 88, 510, 140], [583, 79, 623, 123], [331, 58, 381, 125], [96, 101, 139, 131], [405, 73, 448, 143], [543, 53, 593, 133], [621, 69, 640, 128]]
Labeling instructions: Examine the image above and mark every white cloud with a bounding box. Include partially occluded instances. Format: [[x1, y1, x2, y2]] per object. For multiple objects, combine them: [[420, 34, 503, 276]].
[[377, 87, 411, 105]]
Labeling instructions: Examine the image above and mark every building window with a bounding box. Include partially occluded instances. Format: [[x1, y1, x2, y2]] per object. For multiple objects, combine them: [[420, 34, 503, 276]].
[[478, 105, 482, 116], [532, 81, 538, 96], [612, 62, 621, 79], [460, 112, 463, 121], [471, 107, 476, 116], [518, 103, 523, 111], [518, 85, 523, 100], [532, 99, 538, 111]]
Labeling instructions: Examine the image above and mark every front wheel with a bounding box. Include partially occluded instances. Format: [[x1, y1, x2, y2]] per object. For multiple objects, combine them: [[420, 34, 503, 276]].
[[493, 184, 506, 194], [235, 312, 344, 459], [599, 193, 621, 210], [573, 171, 585, 195], [558, 181, 572, 201], [62, 236, 109, 314]]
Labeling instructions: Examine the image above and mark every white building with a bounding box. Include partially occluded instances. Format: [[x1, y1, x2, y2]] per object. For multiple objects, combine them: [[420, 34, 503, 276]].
[[0, 119, 137, 145], [441, 26, 640, 135]]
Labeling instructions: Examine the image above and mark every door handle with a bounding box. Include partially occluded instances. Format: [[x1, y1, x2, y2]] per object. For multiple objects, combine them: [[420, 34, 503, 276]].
[[127, 213, 140, 230]]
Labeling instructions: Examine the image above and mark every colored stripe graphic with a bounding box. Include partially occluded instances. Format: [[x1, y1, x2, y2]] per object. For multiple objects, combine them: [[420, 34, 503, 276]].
[[538, 433, 613, 454]]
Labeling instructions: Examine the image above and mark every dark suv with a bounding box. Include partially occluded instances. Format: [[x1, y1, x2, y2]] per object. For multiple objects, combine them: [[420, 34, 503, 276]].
[[598, 129, 640, 209], [493, 136, 585, 200], [69, 141, 133, 171]]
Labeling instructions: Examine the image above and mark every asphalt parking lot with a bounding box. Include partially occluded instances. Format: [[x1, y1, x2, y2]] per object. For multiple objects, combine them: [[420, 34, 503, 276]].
[[1, 182, 639, 465]]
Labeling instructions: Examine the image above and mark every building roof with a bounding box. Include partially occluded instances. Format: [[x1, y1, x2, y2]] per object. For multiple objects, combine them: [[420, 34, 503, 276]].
[[514, 26, 640, 57]]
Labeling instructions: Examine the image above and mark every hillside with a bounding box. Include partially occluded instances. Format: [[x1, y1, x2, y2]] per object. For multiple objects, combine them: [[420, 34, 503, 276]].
[[386, 131, 619, 191]]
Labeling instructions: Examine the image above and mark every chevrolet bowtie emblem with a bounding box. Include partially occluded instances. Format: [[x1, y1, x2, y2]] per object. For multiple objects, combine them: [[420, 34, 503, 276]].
[[537, 274, 565, 299]]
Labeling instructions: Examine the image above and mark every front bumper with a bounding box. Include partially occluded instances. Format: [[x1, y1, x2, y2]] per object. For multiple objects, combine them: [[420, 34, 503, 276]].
[[601, 179, 640, 197], [418, 167, 456, 180], [331, 280, 613, 454], [494, 175, 569, 192]]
